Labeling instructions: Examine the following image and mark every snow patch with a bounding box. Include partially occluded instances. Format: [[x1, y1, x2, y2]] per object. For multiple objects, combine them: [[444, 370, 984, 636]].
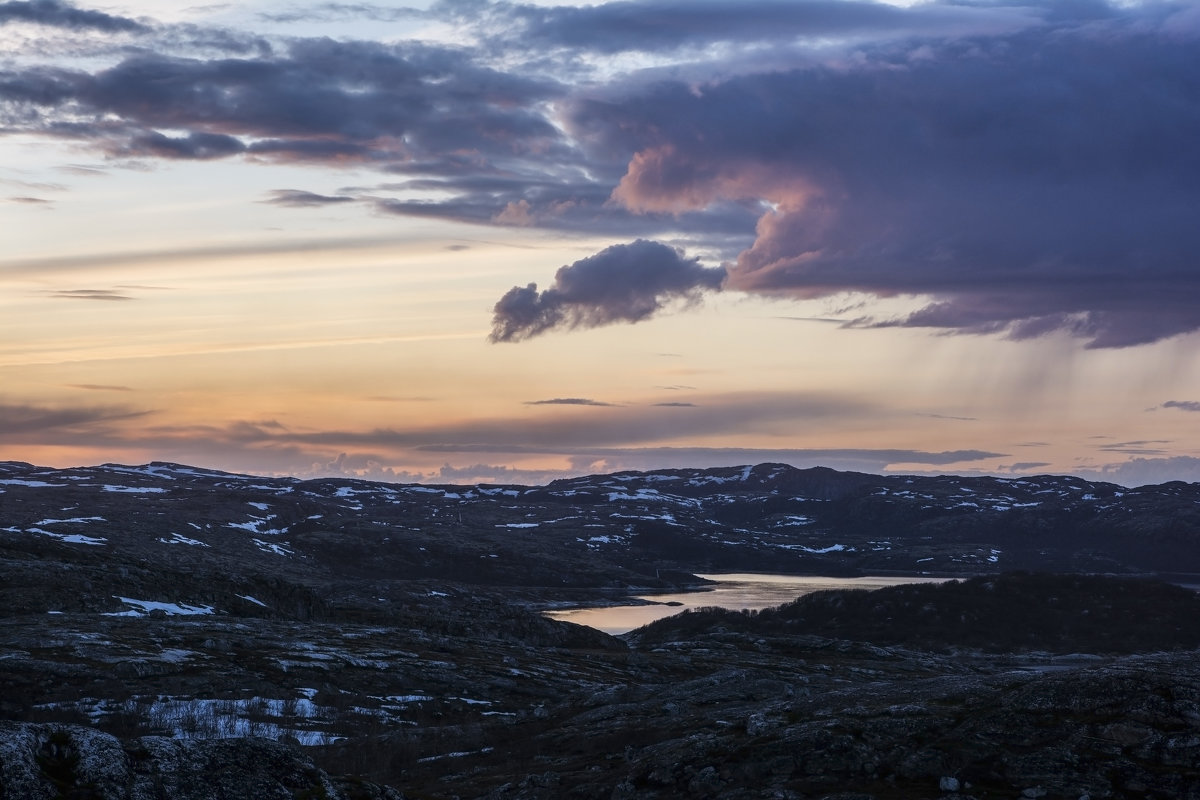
[[34, 516, 105, 525], [101, 485, 167, 494], [104, 597, 215, 617], [252, 539, 293, 557], [158, 533, 210, 547], [227, 516, 287, 536]]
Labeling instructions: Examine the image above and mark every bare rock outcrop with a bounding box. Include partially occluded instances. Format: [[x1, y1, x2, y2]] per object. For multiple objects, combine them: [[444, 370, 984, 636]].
[[0, 723, 402, 800]]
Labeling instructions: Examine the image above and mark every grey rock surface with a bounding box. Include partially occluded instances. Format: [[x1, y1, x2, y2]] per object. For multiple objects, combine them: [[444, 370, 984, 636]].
[[0, 722, 402, 800]]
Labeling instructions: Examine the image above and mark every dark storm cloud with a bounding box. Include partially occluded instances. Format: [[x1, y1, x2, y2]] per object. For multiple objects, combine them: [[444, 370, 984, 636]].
[[0, 39, 564, 166], [6, 1, 1200, 351], [480, 0, 1038, 54], [1163, 401, 1200, 413], [367, 161, 761, 242], [0, 0, 145, 32], [126, 130, 246, 160], [490, 239, 725, 342], [563, 3, 1200, 347]]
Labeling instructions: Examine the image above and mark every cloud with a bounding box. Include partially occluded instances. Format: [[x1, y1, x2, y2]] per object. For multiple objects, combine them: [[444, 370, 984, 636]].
[[65, 384, 134, 392], [653, 402, 696, 407], [304, 451, 428, 483], [0, 39, 565, 168], [1077, 457, 1200, 487], [1095, 440, 1173, 456], [264, 189, 356, 207], [435, 445, 1006, 475], [431, 462, 573, 485], [477, 0, 1041, 56], [0, 0, 146, 32], [0, 399, 146, 437], [1163, 400, 1200, 413], [8, 196, 50, 204], [144, 391, 884, 456], [525, 398, 618, 407], [259, 4, 425, 24], [49, 289, 133, 301], [1006, 462, 1052, 472], [489, 239, 725, 342], [125, 130, 246, 160], [6, 0, 1199, 352], [564, 4, 1200, 347]]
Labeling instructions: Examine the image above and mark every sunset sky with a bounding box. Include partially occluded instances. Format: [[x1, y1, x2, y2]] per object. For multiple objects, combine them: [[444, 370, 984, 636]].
[[2, 0, 1200, 485]]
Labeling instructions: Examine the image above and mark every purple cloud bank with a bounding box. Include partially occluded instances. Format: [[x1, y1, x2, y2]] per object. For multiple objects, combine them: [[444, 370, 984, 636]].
[[4, 1, 1200, 347]]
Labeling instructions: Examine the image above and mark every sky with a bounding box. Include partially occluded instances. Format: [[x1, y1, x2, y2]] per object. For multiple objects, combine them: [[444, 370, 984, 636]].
[[2, 0, 1200, 486]]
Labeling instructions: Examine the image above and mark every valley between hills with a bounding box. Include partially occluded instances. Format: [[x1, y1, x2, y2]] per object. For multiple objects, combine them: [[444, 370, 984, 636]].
[[1, 460, 1199, 799]]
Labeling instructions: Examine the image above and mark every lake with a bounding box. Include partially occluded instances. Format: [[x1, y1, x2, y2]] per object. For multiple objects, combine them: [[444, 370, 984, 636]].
[[545, 573, 949, 635]]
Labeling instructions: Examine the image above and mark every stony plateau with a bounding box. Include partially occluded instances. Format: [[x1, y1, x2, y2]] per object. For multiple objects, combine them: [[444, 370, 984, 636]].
[[1, 460, 1199, 798]]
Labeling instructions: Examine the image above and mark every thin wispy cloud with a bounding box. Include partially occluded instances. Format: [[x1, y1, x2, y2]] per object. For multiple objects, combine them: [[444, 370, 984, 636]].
[[1096, 440, 1173, 456], [0, 399, 147, 437], [65, 383, 134, 392], [49, 289, 134, 301], [525, 398, 618, 407], [258, 3, 425, 24], [263, 189, 356, 207]]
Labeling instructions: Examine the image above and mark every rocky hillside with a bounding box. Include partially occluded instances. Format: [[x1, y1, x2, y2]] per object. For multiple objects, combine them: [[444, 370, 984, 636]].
[[3, 461, 1200, 798], [0, 723, 400, 799], [2, 460, 1200, 623]]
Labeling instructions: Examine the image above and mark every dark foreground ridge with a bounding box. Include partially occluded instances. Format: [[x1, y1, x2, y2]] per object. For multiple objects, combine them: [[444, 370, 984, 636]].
[[2, 461, 1199, 798]]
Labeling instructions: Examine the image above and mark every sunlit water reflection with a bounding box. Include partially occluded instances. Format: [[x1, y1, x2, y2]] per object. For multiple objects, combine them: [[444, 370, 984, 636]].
[[545, 573, 948, 635]]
